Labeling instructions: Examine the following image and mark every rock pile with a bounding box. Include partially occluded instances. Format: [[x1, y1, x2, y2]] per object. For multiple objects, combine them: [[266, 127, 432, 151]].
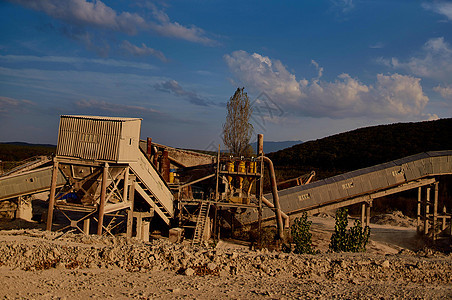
[[371, 210, 416, 227], [0, 229, 451, 287]]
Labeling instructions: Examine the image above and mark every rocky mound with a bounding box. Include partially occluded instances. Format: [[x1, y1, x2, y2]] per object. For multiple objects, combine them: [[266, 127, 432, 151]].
[[371, 210, 416, 228], [0, 230, 452, 286]]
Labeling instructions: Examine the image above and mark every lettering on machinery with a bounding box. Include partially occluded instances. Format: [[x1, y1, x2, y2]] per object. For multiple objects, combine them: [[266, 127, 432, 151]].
[[298, 193, 310, 201]]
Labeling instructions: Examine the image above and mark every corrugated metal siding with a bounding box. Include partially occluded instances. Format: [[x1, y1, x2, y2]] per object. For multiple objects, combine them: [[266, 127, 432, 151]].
[[57, 115, 133, 162]]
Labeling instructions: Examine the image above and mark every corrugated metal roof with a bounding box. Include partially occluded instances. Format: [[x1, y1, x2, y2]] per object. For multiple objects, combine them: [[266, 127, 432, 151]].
[[61, 115, 142, 122]]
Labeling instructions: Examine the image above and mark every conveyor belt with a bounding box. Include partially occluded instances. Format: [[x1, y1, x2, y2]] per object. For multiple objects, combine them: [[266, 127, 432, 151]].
[[0, 166, 66, 201], [240, 150, 452, 224]]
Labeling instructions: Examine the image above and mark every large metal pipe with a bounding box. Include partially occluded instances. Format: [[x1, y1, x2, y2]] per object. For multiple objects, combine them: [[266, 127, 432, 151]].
[[162, 149, 170, 182], [258, 134, 264, 156], [262, 156, 284, 240], [261, 197, 289, 228], [146, 137, 152, 158]]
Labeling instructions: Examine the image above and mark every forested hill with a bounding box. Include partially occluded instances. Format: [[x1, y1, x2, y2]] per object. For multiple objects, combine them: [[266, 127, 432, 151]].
[[0, 142, 56, 162], [268, 118, 452, 181]]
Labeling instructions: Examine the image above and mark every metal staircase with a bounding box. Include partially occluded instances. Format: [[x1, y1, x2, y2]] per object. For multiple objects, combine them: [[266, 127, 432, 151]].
[[134, 179, 172, 225], [192, 201, 210, 246], [130, 151, 174, 225]]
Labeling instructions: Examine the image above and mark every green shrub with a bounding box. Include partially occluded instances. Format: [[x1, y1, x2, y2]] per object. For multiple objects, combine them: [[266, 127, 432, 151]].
[[329, 208, 370, 252], [290, 212, 317, 254]]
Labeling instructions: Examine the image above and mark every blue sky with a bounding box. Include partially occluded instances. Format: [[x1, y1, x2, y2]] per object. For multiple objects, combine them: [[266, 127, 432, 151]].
[[0, 0, 451, 150]]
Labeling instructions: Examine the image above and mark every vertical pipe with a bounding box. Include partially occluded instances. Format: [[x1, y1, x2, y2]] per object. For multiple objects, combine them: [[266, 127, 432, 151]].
[[215, 144, 220, 200], [153, 150, 159, 167], [146, 137, 152, 159], [257, 134, 264, 246], [262, 156, 284, 240], [46, 159, 59, 231], [424, 187, 430, 235], [162, 149, 170, 182], [442, 206, 447, 231], [417, 187, 421, 233], [258, 134, 264, 156], [97, 162, 109, 235], [433, 182, 438, 241]]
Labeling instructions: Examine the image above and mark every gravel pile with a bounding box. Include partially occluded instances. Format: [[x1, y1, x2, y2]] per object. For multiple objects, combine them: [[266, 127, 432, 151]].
[[371, 210, 417, 227], [0, 229, 451, 286]]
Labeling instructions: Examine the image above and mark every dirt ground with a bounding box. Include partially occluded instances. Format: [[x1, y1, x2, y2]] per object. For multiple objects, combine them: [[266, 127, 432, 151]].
[[0, 212, 451, 299]]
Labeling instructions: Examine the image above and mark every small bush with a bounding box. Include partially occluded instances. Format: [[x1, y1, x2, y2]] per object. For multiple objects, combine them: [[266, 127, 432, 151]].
[[329, 208, 370, 252], [289, 212, 317, 254]]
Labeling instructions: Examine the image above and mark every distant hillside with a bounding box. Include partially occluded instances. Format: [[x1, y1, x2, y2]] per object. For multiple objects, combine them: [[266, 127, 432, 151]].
[[250, 140, 303, 154], [268, 118, 452, 181], [0, 142, 56, 162]]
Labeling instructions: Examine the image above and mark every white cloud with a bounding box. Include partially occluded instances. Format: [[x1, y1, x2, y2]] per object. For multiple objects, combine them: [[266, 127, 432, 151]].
[[8, 0, 217, 45], [0, 54, 156, 70], [120, 41, 167, 62], [76, 99, 160, 114], [225, 50, 429, 119], [369, 42, 385, 49], [8, 0, 146, 34], [149, 9, 217, 46], [225, 51, 305, 103], [434, 85, 452, 100], [0, 96, 34, 113], [75, 99, 200, 125], [153, 80, 212, 106], [388, 37, 452, 81], [330, 0, 354, 13], [423, 1, 452, 21]]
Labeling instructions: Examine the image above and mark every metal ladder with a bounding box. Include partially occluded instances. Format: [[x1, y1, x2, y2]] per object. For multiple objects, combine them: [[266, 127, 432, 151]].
[[192, 201, 210, 246]]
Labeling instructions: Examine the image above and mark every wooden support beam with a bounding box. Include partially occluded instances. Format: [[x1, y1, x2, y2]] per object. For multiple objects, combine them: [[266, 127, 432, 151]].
[[142, 221, 150, 242], [136, 214, 142, 239], [126, 181, 135, 240], [433, 182, 438, 241], [127, 209, 133, 240], [46, 159, 59, 231], [361, 203, 365, 226], [424, 187, 430, 235], [83, 218, 90, 235], [417, 187, 421, 233], [97, 163, 109, 235], [178, 173, 216, 189], [123, 166, 129, 202]]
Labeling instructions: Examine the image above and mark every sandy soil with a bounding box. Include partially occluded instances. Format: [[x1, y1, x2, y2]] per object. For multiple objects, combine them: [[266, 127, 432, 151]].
[[0, 212, 451, 299]]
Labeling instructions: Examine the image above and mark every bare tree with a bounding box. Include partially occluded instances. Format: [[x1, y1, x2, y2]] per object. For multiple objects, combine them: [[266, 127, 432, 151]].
[[222, 87, 254, 156]]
